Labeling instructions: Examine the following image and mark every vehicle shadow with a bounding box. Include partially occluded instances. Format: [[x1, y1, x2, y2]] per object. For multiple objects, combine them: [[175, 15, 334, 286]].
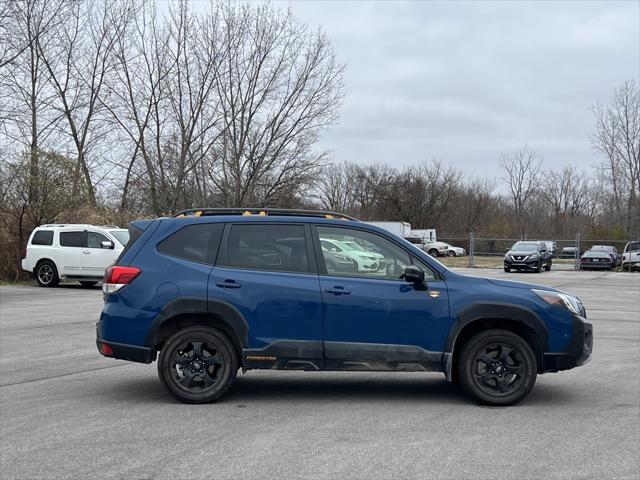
[[98, 373, 581, 407]]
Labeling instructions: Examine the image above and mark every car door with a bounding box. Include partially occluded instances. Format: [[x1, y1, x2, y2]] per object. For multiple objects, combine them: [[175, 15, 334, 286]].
[[82, 231, 118, 277], [314, 224, 450, 372], [209, 223, 324, 370], [57, 230, 85, 276]]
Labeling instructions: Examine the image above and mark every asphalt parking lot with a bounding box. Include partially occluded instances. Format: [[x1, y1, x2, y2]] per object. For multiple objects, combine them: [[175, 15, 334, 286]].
[[1, 269, 639, 480]]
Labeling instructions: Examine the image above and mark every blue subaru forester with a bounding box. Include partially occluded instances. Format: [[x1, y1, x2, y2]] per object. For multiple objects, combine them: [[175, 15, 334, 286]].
[[97, 208, 592, 405]]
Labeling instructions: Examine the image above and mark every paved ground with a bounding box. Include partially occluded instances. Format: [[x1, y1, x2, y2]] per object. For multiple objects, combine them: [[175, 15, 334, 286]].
[[0, 269, 638, 479]]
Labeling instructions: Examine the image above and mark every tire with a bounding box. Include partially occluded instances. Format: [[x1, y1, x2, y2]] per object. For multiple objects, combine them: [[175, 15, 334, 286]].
[[504, 267, 511, 273], [35, 260, 59, 287], [80, 281, 98, 287], [458, 329, 537, 406], [544, 261, 551, 272], [448, 251, 457, 257], [534, 261, 542, 273], [428, 249, 439, 257], [158, 326, 238, 404]]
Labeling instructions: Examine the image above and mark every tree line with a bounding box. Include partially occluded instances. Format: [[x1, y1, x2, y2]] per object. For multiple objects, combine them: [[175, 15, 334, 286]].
[[0, 0, 638, 281]]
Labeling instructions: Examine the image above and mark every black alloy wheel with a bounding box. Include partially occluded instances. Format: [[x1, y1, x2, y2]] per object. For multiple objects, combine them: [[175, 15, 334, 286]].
[[459, 329, 537, 406], [158, 326, 237, 404]]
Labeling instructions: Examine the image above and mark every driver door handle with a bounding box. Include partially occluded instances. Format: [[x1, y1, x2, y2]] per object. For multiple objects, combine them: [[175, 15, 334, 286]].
[[325, 286, 351, 295], [215, 280, 242, 289], [82, 250, 90, 254]]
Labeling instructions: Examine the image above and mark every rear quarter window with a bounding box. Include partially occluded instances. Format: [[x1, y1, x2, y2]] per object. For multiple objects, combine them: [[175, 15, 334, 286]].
[[31, 230, 53, 246], [157, 223, 224, 264]]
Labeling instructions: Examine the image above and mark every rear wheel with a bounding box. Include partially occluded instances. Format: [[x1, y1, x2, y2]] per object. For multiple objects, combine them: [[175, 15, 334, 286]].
[[458, 329, 537, 406], [158, 326, 238, 404], [35, 260, 59, 287]]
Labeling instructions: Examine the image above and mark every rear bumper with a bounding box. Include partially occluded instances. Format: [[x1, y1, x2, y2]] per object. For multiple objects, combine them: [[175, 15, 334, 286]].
[[21, 259, 31, 272], [542, 316, 592, 372], [97, 327, 155, 364]]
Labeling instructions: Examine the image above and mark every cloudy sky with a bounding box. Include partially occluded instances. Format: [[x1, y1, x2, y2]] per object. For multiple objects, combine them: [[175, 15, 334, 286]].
[[277, 0, 639, 178]]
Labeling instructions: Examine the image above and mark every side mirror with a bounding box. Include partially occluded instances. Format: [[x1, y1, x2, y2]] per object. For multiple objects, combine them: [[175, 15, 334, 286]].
[[101, 240, 114, 250], [403, 265, 425, 284]]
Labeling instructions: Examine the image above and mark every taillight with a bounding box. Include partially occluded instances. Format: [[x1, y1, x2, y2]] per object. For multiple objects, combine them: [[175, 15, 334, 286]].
[[102, 265, 141, 293], [22, 246, 27, 259]]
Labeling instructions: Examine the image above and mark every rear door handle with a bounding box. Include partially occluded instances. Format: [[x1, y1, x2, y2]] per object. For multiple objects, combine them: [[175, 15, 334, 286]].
[[82, 250, 90, 254], [325, 286, 350, 295], [215, 280, 242, 289]]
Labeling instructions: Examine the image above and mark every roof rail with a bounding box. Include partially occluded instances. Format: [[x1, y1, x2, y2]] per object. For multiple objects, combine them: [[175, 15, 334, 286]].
[[172, 208, 358, 221], [39, 224, 93, 228], [99, 225, 121, 229]]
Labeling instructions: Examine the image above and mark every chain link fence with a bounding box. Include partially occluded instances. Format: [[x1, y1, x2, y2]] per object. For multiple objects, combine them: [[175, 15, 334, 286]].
[[435, 234, 633, 271]]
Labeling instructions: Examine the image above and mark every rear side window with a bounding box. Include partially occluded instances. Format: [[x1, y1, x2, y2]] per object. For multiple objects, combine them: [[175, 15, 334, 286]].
[[158, 223, 224, 264], [31, 230, 53, 246], [220, 224, 309, 273], [59, 231, 85, 247]]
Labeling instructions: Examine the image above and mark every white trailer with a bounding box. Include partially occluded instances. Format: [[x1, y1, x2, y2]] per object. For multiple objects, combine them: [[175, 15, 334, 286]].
[[365, 221, 412, 238], [409, 228, 437, 243]]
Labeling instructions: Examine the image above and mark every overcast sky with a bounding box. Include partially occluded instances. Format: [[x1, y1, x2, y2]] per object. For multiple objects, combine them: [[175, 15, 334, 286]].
[[276, 0, 640, 179]]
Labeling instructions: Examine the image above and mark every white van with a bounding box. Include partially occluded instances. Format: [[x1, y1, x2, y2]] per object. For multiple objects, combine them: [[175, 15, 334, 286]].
[[22, 224, 129, 287]]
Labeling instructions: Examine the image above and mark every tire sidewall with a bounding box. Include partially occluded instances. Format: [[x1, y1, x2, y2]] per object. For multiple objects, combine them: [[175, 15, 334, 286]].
[[458, 329, 537, 406], [158, 326, 238, 404]]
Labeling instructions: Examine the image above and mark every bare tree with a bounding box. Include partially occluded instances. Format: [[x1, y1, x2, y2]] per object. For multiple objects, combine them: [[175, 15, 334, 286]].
[[209, 3, 344, 207], [592, 80, 640, 236], [499, 146, 542, 234], [36, 0, 130, 205]]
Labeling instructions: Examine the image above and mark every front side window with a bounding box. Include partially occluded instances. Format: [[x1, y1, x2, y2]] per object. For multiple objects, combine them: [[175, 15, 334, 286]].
[[317, 226, 435, 281], [221, 224, 309, 273], [87, 232, 110, 248], [59, 231, 85, 248], [158, 223, 224, 264], [31, 230, 53, 246]]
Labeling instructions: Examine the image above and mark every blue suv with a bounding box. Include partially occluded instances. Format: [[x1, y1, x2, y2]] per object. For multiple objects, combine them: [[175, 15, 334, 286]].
[[97, 208, 592, 406]]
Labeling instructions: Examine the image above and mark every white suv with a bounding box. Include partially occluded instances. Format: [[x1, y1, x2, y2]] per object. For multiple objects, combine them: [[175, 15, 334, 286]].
[[22, 224, 129, 287]]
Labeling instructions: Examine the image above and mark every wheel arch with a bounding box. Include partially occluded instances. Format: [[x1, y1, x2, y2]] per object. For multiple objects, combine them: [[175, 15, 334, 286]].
[[144, 299, 248, 365], [445, 303, 549, 382], [35, 257, 59, 272]]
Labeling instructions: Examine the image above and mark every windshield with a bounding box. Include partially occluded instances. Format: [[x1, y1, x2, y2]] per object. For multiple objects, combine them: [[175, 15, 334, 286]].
[[512, 242, 539, 252], [109, 230, 130, 247]]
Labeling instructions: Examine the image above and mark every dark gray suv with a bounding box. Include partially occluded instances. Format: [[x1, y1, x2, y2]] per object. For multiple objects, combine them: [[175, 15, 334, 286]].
[[504, 241, 552, 273]]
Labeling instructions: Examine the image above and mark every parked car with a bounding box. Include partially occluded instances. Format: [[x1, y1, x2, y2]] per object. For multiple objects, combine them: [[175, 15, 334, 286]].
[[97, 208, 592, 406], [580, 250, 615, 270], [621, 241, 640, 271], [560, 246, 578, 257], [22, 224, 129, 287], [504, 241, 553, 273], [540, 241, 557, 257], [421, 241, 465, 257], [320, 238, 385, 272], [589, 245, 621, 266]]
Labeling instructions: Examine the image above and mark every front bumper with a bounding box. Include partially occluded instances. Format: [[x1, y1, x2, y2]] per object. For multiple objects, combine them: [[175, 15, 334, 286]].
[[504, 258, 540, 269], [542, 316, 593, 372]]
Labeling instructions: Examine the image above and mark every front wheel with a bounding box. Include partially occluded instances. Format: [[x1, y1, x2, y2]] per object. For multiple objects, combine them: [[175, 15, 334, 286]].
[[544, 261, 551, 272], [158, 326, 238, 404], [448, 251, 457, 257], [534, 261, 542, 273], [458, 329, 537, 406], [504, 267, 511, 273], [428, 249, 439, 257]]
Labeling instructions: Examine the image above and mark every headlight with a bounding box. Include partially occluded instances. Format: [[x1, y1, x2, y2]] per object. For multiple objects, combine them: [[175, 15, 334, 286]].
[[528, 253, 539, 260], [532, 289, 585, 316]]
